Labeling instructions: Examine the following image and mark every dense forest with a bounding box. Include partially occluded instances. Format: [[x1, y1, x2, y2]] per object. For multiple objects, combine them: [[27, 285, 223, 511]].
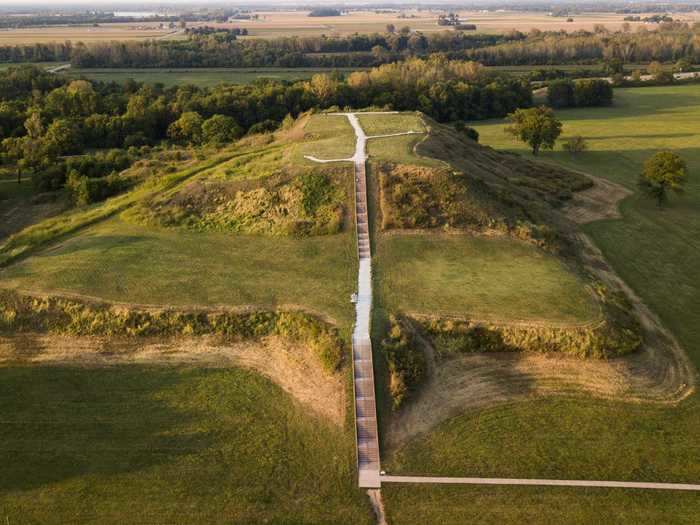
[[0, 58, 531, 202]]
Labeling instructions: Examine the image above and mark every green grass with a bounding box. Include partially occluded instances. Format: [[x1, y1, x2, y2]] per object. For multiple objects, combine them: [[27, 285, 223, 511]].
[[382, 484, 700, 524], [0, 365, 372, 524], [0, 218, 357, 329], [300, 114, 357, 161], [357, 112, 425, 136], [376, 234, 597, 323], [367, 134, 438, 166], [66, 67, 361, 87], [473, 85, 700, 366]]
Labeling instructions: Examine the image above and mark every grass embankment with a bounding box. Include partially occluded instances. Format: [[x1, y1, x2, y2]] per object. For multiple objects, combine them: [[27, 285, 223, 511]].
[[1, 115, 359, 330], [1, 219, 356, 329], [0, 366, 373, 524]]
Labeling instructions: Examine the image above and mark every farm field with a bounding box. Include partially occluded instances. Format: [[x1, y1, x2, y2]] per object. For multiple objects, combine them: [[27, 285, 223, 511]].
[[2, 10, 698, 45], [376, 234, 597, 323], [65, 67, 361, 87], [0, 365, 372, 524], [203, 10, 700, 38], [0, 23, 178, 44]]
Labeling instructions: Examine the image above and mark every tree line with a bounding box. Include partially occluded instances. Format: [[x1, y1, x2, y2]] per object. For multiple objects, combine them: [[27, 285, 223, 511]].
[[0, 58, 531, 202]]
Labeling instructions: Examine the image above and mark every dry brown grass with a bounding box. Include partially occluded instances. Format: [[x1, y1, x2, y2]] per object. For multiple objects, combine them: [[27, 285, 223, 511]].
[[0, 333, 347, 424]]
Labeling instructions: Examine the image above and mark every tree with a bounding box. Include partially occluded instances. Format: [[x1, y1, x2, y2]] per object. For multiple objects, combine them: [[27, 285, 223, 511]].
[[638, 151, 688, 207], [505, 106, 563, 155], [562, 135, 587, 156], [202, 114, 242, 145], [167, 111, 203, 144], [44, 119, 81, 156], [547, 79, 575, 108], [386, 23, 395, 34]]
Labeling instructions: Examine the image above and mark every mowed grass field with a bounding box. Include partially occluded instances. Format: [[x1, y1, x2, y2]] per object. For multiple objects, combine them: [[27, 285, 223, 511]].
[[376, 235, 597, 323], [357, 112, 425, 136], [0, 218, 357, 327], [66, 67, 360, 87], [300, 113, 357, 161], [0, 366, 372, 524]]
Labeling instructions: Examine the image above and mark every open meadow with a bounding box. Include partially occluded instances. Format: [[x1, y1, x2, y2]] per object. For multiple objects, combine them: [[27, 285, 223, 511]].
[[0, 365, 373, 524]]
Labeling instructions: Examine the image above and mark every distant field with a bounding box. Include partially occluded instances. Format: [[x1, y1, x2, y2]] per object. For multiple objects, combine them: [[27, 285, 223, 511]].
[[0, 23, 179, 44], [201, 10, 700, 38], [1, 218, 357, 328], [376, 234, 597, 323], [1, 10, 698, 44], [66, 67, 361, 87], [0, 365, 372, 524]]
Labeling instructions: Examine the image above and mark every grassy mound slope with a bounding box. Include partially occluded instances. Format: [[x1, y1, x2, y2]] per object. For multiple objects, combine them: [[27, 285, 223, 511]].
[[128, 114, 355, 236], [0, 366, 372, 524], [1, 219, 356, 328]]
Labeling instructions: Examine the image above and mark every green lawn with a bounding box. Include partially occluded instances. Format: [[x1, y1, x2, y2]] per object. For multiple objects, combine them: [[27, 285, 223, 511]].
[[376, 234, 597, 323], [1, 218, 357, 329], [65, 67, 360, 87], [473, 85, 700, 366], [0, 365, 372, 524], [300, 114, 357, 161], [382, 484, 700, 524], [357, 112, 425, 136], [367, 134, 438, 166]]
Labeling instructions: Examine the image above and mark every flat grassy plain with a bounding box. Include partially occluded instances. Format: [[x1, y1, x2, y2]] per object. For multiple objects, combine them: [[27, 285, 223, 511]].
[[1, 218, 357, 327], [0, 24, 176, 44], [66, 67, 359, 87], [376, 234, 597, 323], [0, 366, 372, 524]]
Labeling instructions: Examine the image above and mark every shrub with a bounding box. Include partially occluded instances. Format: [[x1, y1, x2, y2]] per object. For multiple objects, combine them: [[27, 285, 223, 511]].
[[562, 135, 588, 155], [0, 290, 345, 373], [382, 315, 427, 410]]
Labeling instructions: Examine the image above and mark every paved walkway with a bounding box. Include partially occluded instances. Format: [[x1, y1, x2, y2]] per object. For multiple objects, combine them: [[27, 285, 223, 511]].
[[381, 475, 700, 491], [305, 113, 424, 488]]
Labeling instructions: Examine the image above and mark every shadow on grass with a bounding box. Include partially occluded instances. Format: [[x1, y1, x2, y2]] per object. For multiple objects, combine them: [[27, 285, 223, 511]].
[[0, 366, 214, 493]]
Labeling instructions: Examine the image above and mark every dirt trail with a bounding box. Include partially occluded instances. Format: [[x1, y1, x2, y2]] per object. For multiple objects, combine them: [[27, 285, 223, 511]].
[[0, 333, 346, 425], [563, 172, 632, 224]]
